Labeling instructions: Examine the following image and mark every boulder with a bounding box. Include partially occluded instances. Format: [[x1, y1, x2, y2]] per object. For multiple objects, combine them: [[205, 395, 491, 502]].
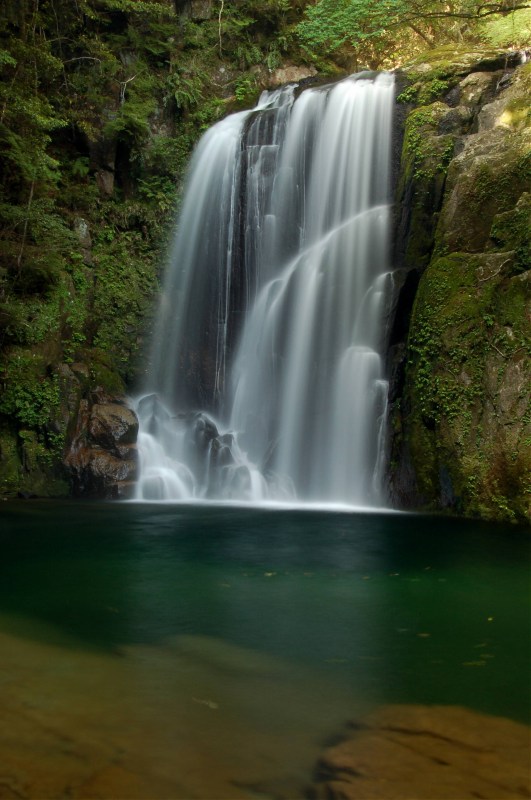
[[65, 398, 139, 499], [88, 403, 139, 451]]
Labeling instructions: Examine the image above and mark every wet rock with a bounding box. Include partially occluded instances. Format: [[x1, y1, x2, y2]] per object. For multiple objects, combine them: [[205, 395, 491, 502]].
[[89, 403, 139, 451], [65, 399, 139, 499], [311, 704, 531, 800]]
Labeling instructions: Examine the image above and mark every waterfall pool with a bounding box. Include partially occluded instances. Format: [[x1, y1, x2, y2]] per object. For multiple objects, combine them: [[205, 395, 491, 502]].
[[0, 501, 529, 798]]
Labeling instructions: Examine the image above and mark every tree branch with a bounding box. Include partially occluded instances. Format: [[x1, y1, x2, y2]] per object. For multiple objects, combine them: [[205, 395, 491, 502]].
[[17, 179, 35, 274], [218, 0, 224, 57]]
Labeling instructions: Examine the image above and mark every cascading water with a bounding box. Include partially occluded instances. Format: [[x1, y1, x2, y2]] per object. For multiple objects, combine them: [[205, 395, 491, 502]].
[[135, 72, 395, 506]]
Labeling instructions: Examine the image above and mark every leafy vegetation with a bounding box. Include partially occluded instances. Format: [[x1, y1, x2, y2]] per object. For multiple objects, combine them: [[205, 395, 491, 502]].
[[296, 1, 531, 70]]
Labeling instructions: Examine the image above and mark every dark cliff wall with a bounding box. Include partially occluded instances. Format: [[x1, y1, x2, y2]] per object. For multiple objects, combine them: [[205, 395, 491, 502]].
[[388, 47, 530, 524]]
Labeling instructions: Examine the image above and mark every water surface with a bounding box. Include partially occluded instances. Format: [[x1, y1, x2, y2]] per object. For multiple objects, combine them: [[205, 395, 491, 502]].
[[0, 502, 529, 798]]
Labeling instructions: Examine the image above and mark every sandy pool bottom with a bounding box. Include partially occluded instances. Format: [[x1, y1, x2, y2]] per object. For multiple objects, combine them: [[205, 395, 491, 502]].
[[0, 626, 529, 800]]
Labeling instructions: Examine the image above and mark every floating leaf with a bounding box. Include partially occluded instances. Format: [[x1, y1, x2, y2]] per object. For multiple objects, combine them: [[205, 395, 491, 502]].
[[192, 697, 219, 710]]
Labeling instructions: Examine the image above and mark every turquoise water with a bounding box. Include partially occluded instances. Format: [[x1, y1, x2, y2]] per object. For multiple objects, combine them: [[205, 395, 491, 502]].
[[0, 502, 529, 797]]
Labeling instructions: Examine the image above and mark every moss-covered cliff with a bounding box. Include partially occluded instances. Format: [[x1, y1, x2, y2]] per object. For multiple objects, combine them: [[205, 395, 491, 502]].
[[389, 47, 530, 523]]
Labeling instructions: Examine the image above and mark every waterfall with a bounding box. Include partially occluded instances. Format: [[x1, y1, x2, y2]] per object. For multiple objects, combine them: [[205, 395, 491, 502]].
[[135, 72, 395, 506]]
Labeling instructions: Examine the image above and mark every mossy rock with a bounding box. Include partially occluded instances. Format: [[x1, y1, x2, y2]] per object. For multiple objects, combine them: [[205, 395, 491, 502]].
[[491, 192, 531, 273], [395, 104, 456, 271], [0, 427, 69, 498], [440, 147, 530, 254], [76, 347, 126, 396], [401, 45, 522, 84], [0, 427, 22, 497], [403, 252, 530, 522]]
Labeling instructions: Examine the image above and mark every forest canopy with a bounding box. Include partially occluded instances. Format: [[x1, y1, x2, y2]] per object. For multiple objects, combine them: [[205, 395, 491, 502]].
[[297, 0, 531, 68]]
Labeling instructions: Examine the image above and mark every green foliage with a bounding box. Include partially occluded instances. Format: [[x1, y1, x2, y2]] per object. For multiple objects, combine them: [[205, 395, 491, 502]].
[[297, 0, 403, 69], [297, 1, 531, 69], [398, 74, 451, 106], [480, 7, 531, 47], [91, 219, 159, 379], [165, 67, 208, 111], [234, 74, 259, 106], [104, 72, 159, 150], [0, 351, 60, 430], [403, 104, 454, 181]]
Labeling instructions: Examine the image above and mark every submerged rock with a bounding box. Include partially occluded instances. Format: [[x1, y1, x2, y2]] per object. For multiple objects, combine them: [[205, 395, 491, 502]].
[[311, 704, 531, 799]]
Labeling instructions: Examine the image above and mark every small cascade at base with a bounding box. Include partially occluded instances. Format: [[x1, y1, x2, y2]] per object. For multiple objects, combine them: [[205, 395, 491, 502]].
[[135, 73, 395, 506]]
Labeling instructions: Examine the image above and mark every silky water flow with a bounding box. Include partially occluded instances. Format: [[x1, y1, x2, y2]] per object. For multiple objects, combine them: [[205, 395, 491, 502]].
[[135, 73, 396, 505]]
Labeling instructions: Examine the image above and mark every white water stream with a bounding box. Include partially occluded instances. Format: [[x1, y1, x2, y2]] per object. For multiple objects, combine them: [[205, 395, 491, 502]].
[[135, 73, 395, 505]]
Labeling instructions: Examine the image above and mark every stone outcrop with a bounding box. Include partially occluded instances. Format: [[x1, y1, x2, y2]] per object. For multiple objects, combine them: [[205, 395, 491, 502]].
[[388, 48, 530, 523], [65, 393, 139, 499], [176, 0, 213, 20], [311, 704, 531, 799]]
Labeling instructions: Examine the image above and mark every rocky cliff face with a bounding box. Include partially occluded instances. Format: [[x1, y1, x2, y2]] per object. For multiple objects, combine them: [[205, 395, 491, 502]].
[[1, 29, 528, 517], [388, 47, 530, 523]]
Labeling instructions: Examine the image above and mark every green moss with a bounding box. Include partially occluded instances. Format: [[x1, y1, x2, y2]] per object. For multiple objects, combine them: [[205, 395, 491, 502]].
[[404, 249, 530, 522], [0, 427, 21, 495], [476, 152, 530, 208], [490, 193, 531, 273], [398, 77, 450, 105], [502, 97, 531, 128], [437, 148, 531, 254], [408, 254, 487, 428], [403, 104, 455, 181], [0, 425, 68, 498], [90, 225, 158, 384], [403, 44, 517, 84], [397, 102, 456, 271], [493, 276, 531, 357]]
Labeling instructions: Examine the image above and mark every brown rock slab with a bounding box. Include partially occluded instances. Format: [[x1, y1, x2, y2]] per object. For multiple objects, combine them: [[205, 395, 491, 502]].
[[312, 705, 531, 800]]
